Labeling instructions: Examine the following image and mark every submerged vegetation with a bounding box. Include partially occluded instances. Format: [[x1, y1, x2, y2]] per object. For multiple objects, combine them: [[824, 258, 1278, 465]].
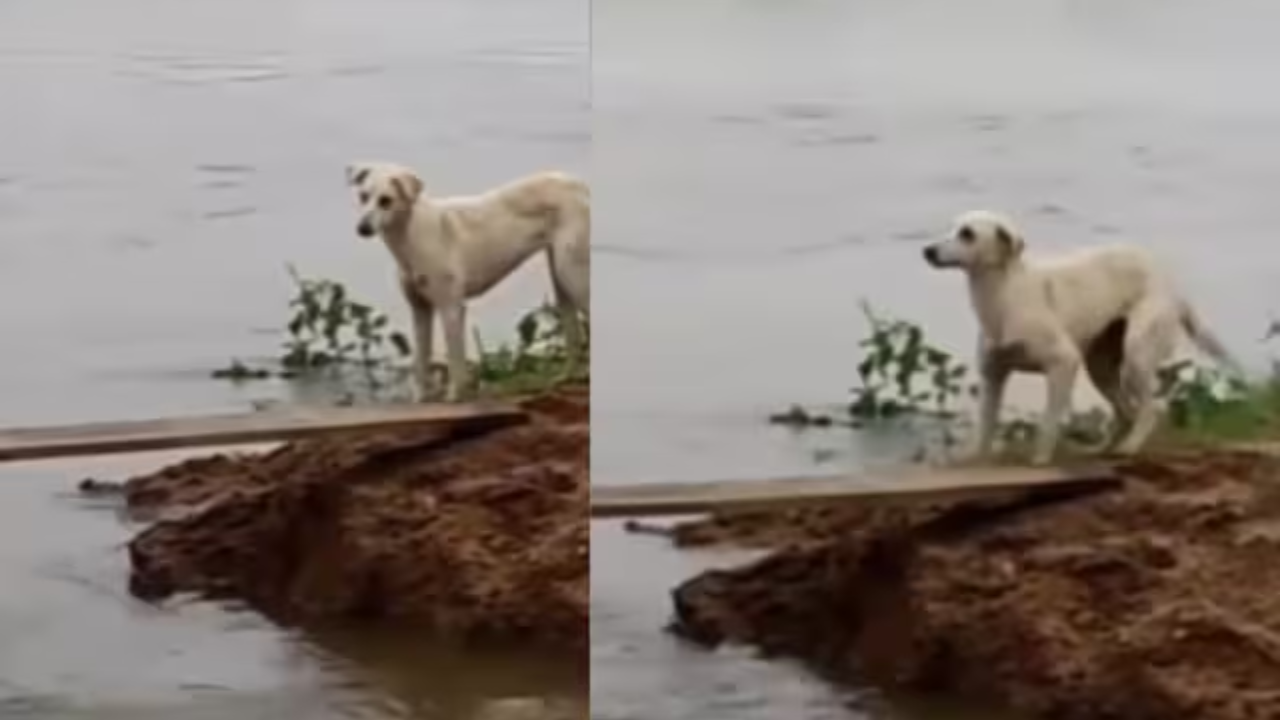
[[770, 300, 1280, 461], [213, 266, 585, 402]]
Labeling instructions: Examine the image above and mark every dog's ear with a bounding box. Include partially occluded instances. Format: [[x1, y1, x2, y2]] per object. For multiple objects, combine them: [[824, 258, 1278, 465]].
[[995, 223, 1025, 261], [390, 171, 424, 205], [346, 164, 371, 187]]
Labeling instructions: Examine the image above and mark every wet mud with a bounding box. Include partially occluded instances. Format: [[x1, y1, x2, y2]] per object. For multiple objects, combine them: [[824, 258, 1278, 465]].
[[665, 450, 1280, 719], [116, 387, 589, 653]]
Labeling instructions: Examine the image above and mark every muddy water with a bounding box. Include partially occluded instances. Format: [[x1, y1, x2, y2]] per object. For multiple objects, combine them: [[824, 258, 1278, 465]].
[[0, 0, 586, 716], [592, 0, 1280, 717]]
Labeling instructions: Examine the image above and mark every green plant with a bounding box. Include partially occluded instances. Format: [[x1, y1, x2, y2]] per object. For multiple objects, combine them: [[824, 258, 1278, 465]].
[[213, 268, 585, 403], [848, 301, 973, 421], [1155, 359, 1277, 439], [471, 302, 586, 396], [279, 265, 411, 373]]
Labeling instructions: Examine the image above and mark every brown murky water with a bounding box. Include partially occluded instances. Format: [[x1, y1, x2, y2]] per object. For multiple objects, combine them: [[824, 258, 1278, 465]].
[[592, 0, 1280, 717], [0, 0, 586, 716]]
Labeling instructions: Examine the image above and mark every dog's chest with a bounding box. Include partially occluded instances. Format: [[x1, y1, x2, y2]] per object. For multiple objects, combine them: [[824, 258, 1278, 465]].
[[399, 266, 460, 305]]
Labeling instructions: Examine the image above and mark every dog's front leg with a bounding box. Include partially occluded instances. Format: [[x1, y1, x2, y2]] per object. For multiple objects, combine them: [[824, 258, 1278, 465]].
[[400, 277, 437, 403], [1032, 352, 1081, 466], [974, 355, 1009, 461], [439, 302, 471, 402], [408, 303, 437, 402]]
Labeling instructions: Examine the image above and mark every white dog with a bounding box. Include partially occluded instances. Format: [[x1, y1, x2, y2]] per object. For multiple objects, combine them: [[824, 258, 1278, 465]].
[[923, 210, 1239, 465], [346, 162, 590, 402]]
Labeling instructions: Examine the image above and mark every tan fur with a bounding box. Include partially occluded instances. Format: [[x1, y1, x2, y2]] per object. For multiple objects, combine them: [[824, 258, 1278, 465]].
[[347, 161, 590, 402], [923, 210, 1239, 465], [390, 174, 421, 206]]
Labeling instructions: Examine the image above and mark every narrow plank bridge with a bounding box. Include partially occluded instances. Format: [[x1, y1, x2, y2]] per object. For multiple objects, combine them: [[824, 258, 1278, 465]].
[[594, 441, 1280, 518], [0, 404, 1134, 517], [0, 402, 523, 463], [589, 463, 1121, 519]]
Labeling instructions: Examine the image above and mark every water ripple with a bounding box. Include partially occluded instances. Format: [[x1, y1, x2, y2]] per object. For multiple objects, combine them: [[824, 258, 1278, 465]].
[[465, 42, 584, 68], [595, 234, 878, 266], [202, 206, 257, 220], [195, 164, 255, 191], [324, 64, 387, 79], [771, 101, 844, 121], [196, 164, 255, 175], [118, 52, 291, 87], [794, 132, 879, 148]]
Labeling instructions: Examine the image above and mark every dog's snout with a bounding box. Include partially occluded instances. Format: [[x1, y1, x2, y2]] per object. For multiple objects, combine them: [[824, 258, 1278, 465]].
[[356, 221, 375, 238], [922, 245, 939, 264]]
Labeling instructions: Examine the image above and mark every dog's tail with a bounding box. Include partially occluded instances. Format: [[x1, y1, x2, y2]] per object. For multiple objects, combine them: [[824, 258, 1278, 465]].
[[1179, 299, 1244, 376]]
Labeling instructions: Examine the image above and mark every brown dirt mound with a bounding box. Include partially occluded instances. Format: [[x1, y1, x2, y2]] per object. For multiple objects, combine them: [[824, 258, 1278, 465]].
[[667, 449, 1280, 719], [122, 387, 587, 652]]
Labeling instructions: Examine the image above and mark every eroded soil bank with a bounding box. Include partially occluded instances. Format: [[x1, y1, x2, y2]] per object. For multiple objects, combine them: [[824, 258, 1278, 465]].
[[664, 449, 1280, 719], [115, 387, 588, 653]]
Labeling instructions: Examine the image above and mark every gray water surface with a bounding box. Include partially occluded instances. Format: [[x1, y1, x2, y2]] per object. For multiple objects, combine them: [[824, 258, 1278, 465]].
[[592, 0, 1280, 717], [0, 0, 586, 716]]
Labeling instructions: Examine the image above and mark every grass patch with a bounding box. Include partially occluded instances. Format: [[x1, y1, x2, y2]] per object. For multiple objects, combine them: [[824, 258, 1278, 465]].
[[472, 301, 588, 398], [1155, 359, 1280, 445], [770, 301, 1280, 462], [213, 266, 585, 403]]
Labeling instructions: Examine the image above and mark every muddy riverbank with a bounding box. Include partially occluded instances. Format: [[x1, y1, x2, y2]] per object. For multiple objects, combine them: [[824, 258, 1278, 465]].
[[663, 449, 1280, 719], [112, 387, 588, 654]]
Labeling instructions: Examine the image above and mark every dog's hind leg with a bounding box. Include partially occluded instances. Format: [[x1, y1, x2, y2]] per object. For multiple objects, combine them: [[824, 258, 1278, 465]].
[[1113, 304, 1179, 455], [1084, 319, 1133, 451], [439, 302, 471, 402], [547, 195, 589, 311], [552, 272, 587, 381], [1033, 343, 1082, 466], [546, 208, 590, 380]]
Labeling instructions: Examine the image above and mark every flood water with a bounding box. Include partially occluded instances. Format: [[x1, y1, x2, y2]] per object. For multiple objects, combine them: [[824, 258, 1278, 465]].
[[0, 0, 586, 717], [592, 0, 1280, 717]]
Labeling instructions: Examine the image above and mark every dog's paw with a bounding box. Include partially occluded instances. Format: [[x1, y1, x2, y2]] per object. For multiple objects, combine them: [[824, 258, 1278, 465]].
[[412, 385, 444, 404], [1029, 453, 1055, 467], [960, 445, 995, 466], [443, 385, 472, 403], [1110, 444, 1143, 459]]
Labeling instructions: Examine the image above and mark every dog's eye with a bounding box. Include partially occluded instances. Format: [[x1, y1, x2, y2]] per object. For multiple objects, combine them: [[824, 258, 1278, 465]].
[[359, 192, 370, 204], [377, 195, 393, 209], [957, 226, 975, 243]]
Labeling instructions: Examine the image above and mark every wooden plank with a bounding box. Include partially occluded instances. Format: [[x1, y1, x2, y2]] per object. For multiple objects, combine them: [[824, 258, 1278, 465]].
[[590, 464, 1120, 518], [0, 401, 524, 463]]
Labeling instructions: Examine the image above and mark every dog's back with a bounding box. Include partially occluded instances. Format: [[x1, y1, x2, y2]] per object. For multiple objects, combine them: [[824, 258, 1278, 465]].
[[1030, 244, 1170, 342], [430, 171, 589, 301], [483, 171, 588, 219], [1036, 244, 1165, 299]]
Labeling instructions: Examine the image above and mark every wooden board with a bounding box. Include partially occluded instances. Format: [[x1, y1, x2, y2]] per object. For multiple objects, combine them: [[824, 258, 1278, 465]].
[[590, 464, 1120, 518], [0, 401, 524, 463]]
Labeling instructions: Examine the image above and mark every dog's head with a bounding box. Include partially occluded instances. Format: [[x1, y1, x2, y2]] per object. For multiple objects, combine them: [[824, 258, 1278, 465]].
[[923, 210, 1026, 271], [345, 162, 425, 239]]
